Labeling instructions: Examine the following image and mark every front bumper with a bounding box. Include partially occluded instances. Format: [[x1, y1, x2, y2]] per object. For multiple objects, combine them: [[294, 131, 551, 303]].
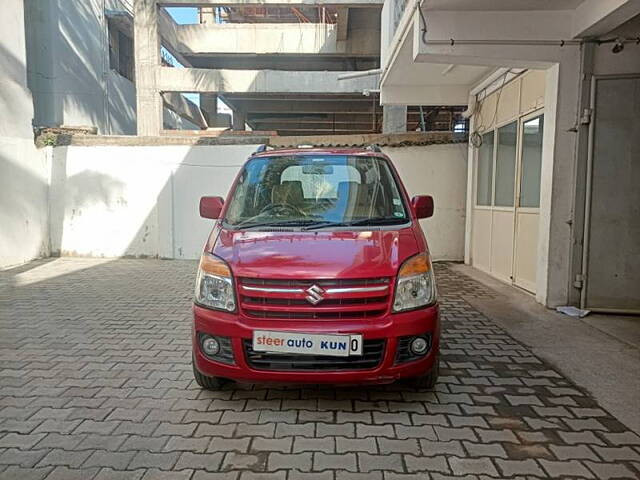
[[192, 304, 440, 385]]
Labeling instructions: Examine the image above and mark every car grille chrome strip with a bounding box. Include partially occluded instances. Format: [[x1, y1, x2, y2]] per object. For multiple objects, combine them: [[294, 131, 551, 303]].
[[240, 285, 305, 294], [240, 285, 388, 294]]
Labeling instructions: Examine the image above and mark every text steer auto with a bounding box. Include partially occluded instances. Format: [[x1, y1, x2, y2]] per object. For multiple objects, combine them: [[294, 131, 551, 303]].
[[192, 146, 440, 389]]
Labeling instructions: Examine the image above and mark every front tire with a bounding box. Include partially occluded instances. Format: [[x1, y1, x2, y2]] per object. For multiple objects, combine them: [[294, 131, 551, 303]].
[[410, 355, 439, 389], [192, 357, 226, 390]]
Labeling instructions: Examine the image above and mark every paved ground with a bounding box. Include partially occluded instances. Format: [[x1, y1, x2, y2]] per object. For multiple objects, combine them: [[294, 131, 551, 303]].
[[1, 258, 639, 480]]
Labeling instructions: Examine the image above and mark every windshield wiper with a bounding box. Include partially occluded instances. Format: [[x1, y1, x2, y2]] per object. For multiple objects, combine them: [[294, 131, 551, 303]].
[[303, 216, 408, 230], [229, 219, 322, 229]]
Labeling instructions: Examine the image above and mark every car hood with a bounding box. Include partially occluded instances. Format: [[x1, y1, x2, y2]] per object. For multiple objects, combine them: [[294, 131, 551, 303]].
[[210, 228, 421, 279]]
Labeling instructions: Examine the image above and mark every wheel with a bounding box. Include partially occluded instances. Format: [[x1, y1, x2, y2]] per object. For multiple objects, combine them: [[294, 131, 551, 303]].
[[410, 355, 439, 389], [192, 357, 226, 390]]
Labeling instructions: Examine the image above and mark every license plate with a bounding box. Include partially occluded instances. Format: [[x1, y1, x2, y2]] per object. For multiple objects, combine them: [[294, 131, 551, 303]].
[[253, 330, 363, 357]]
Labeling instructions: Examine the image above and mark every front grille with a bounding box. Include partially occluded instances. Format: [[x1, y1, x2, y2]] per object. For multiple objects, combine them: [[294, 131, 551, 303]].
[[238, 277, 392, 320], [244, 339, 386, 371]]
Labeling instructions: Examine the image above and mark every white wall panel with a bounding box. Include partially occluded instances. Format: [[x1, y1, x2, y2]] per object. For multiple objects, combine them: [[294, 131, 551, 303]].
[[48, 143, 468, 261]]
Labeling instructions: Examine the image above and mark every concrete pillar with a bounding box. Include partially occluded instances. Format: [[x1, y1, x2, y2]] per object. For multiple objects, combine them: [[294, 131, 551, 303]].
[[134, 0, 162, 136], [382, 105, 407, 133], [232, 110, 246, 131], [200, 93, 218, 127], [537, 49, 582, 307]]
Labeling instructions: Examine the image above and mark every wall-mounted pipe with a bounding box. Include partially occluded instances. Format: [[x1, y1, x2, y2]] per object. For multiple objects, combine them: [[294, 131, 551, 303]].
[[338, 69, 383, 81]]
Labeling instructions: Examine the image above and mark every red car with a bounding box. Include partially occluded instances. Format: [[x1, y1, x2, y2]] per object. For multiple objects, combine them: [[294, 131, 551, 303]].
[[192, 146, 440, 389]]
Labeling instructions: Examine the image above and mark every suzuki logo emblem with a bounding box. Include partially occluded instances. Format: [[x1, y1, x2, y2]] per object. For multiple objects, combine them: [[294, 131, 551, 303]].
[[305, 284, 325, 305]]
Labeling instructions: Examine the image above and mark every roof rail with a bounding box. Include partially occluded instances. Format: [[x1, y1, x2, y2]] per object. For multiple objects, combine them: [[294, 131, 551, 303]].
[[366, 144, 382, 153]]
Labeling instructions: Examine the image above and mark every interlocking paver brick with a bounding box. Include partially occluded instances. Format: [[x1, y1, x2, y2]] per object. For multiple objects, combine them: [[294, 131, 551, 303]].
[[313, 453, 357, 472], [141, 468, 195, 480], [83, 450, 136, 469], [462, 442, 507, 458], [549, 444, 599, 461], [357, 453, 404, 472], [293, 437, 334, 453], [336, 437, 376, 453], [0, 448, 48, 468], [222, 452, 265, 471], [1, 433, 47, 449], [128, 452, 180, 470], [267, 452, 312, 471], [3, 259, 639, 480], [475, 429, 518, 443], [377, 438, 420, 455], [496, 458, 545, 477], [251, 437, 292, 453], [44, 466, 100, 480], [36, 449, 93, 468], [94, 468, 145, 480], [584, 461, 638, 479], [209, 438, 251, 453], [593, 445, 640, 462], [174, 452, 225, 471], [539, 459, 595, 478], [433, 426, 477, 442], [0, 466, 53, 480], [448, 457, 498, 476], [404, 455, 449, 474]]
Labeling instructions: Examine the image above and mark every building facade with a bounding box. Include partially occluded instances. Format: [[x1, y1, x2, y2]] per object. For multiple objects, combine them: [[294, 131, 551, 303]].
[[380, 0, 640, 312]]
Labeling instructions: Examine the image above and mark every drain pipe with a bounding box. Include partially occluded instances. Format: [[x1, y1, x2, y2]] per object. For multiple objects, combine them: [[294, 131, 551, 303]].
[[580, 76, 597, 310]]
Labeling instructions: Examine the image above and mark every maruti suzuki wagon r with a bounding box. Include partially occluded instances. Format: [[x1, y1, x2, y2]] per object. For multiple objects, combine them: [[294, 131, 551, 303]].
[[192, 146, 440, 389]]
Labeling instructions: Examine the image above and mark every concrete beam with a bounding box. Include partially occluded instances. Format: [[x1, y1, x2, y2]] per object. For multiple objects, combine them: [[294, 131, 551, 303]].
[[174, 22, 378, 56], [157, 66, 379, 93], [572, 0, 640, 37], [413, 9, 576, 68], [380, 85, 469, 106], [158, 8, 192, 67], [226, 102, 376, 114], [159, 0, 382, 6], [163, 92, 207, 128]]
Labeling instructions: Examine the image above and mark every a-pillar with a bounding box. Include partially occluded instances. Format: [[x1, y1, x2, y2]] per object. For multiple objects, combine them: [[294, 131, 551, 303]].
[[382, 105, 407, 133], [134, 0, 162, 136], [232, 110, 247, 131]]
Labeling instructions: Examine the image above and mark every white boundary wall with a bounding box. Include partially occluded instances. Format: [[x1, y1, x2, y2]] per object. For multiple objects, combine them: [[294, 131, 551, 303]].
[[0, 0, 51, 269], [48, 143, 467, 261]]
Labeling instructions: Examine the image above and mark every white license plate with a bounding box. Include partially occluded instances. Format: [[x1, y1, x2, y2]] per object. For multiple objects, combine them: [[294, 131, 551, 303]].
[[253, 330, 363, 357]]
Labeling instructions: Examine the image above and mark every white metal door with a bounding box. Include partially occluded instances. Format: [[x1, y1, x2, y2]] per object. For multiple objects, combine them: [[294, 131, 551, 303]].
[[513, 113, 544, 293]]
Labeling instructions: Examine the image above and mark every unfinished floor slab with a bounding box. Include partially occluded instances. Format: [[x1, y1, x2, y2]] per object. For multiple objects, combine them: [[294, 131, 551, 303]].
[[0, 259, 639, 479]]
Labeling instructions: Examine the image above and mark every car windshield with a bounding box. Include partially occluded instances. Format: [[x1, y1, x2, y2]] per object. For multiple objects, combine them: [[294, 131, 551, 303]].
[[224, 155, 409, 229]]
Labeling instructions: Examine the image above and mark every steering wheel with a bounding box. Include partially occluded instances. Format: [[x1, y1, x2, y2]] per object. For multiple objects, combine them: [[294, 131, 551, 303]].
[[259, 203, 306, 217]]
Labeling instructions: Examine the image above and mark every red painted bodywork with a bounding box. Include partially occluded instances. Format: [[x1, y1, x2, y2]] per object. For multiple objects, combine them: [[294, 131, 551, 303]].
[[193, 148, 440, 385]]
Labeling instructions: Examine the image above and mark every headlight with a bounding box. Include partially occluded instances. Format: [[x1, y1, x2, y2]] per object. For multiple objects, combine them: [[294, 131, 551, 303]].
[[392, 253, 437, 312], [194, 253, 236, 312]]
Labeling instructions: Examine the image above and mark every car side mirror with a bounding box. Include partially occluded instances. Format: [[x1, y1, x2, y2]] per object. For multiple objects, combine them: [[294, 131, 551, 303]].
[[411, 195, 434, 219], [200, 196, 224, 219]]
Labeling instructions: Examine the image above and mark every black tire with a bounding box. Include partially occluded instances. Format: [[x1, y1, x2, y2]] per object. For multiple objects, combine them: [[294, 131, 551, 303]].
[[192, 357, 226, 390], [410, 355, 439, 389]]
